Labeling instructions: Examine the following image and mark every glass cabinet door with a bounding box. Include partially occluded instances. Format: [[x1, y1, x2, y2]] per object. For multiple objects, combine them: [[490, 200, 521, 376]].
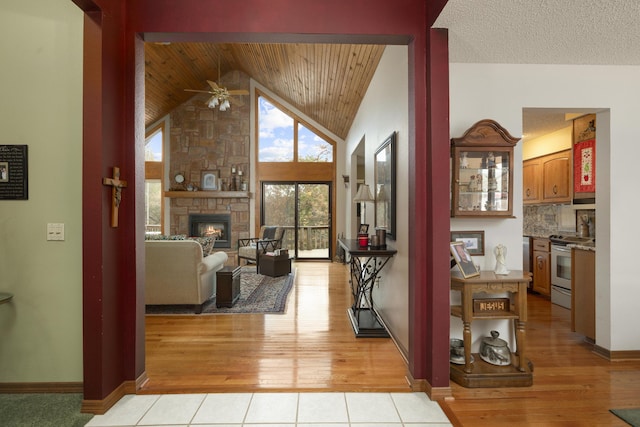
[[450, 120, 519, 217], [453, 148, 511, 216]]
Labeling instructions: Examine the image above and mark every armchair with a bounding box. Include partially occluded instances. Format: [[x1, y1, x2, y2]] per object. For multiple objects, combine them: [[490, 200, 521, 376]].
[[237, 226, 286, 267]]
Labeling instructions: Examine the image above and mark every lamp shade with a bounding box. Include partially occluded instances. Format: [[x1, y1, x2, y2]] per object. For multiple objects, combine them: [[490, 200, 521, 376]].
[[353, 184, 374, 202]]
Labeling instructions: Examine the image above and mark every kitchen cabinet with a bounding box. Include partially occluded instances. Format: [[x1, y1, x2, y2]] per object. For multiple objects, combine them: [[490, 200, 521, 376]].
[[572, 113, 596, 203], [523, 159, 542, 204], [542, 150, 572, 203], [523, 149, 572, 205], [532, 238, 551, 296], [451, 119, 520, 217], [572, 248, 595, 340]]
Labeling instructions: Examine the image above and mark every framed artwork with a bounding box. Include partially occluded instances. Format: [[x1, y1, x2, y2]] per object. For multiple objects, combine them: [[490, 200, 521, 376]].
[[359, 224, 369, 234], [201, 170, 220, 190], [574, 138, 595, 193], [374, 131, 396, 239], [0, 145, 28, 200], [450, 231, 485, 256], [450, 241, 480, 278]]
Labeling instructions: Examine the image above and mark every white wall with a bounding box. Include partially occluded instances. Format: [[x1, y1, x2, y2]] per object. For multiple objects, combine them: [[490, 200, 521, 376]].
[[0, 0, 84, 381], [523, 126, 572, 160], [344, 46, 410, 353], [449, 63, 640, 352]]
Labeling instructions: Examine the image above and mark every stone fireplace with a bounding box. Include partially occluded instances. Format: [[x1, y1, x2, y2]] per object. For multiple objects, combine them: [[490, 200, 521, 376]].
[[166, 70, 251, 256], [189, 214, 231, 248]]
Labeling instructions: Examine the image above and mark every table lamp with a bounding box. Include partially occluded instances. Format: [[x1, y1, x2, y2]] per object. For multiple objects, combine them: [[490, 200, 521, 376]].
[[353, 183, 375, 226]]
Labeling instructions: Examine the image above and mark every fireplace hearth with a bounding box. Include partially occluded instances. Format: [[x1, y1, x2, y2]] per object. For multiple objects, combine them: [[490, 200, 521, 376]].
[[189, 214, 231, 248]]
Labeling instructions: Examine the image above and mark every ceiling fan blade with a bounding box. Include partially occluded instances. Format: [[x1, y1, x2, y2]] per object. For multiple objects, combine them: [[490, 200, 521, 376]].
[[228, 89, 250, 96], [184, 89, 213, 94], [207, 80, 220, 90]]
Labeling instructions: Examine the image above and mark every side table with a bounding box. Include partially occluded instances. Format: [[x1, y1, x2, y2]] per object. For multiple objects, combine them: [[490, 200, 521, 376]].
[[338, 238, 397, 338], [450, 270, 532, 388], [259, 254, 291, 277], [216, 266, 241, 308]]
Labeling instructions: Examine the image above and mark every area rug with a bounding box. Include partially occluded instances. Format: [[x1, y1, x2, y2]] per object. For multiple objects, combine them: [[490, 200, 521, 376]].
[[610, 408, 640, 427], [146, 267, 295, 315], [0, 393, 93, 427]]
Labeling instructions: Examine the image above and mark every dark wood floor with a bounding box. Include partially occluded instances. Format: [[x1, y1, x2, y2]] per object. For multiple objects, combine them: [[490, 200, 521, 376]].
[[144, 262, 640, 426]]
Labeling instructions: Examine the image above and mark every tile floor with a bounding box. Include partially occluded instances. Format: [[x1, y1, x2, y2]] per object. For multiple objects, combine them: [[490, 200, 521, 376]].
[[85, 392, 452, 427]]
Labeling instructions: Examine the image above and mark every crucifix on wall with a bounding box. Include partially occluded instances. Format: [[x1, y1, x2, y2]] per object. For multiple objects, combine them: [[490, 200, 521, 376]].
[[103, 166, 128, 228]]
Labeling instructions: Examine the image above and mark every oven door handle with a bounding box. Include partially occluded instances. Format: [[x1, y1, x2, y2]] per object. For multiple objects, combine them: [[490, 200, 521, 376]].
[[552, 245, 571, 253]]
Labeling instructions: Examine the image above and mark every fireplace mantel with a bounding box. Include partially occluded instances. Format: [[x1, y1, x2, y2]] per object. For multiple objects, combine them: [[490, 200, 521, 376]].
[[164, 191, 251, 199]]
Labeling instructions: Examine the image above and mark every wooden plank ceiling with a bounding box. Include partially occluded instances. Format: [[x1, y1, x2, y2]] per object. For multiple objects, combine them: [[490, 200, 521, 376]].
[[145, 43, 385, 139]]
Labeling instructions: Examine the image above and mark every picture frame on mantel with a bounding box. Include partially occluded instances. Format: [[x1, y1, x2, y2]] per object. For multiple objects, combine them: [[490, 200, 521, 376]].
[[201, 170, 220, 191], [374, 132, 396, 239]]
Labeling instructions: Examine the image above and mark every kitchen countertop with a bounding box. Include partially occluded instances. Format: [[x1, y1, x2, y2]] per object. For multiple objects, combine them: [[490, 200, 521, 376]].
[[568, 243, 596, 252]]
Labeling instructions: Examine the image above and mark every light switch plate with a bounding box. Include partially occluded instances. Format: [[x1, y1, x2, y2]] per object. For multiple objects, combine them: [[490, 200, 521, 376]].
[[47, 223, 65, 241]]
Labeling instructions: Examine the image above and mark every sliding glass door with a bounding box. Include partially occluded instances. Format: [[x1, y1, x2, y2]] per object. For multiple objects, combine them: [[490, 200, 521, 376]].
[[262, 182, 331, 260]]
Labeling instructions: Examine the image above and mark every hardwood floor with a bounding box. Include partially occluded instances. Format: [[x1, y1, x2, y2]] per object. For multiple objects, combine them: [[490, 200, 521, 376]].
[[143, 261, 410, 393], [144, 261, 640, 426], [442, 292, 640, 426]]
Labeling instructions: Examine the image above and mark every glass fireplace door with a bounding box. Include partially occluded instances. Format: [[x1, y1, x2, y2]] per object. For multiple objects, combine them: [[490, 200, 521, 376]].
[[261, 182, 331, 260]]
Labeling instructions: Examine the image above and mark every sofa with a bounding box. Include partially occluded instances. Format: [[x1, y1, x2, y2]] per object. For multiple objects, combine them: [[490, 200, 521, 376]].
[[145, 238, 228, 313]]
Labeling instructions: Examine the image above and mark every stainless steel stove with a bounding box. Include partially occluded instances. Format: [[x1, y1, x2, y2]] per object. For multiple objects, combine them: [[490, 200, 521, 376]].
[[547, 235, 594, 310]]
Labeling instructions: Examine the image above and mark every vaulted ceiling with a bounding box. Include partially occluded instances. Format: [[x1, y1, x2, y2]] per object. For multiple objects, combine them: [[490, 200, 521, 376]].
[[145, 42, 385, 140], [145, 2, 639, 142]]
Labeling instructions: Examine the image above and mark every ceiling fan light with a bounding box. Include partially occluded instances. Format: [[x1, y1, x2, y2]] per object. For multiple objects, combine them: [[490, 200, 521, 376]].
[[220, 99, 230, 111]]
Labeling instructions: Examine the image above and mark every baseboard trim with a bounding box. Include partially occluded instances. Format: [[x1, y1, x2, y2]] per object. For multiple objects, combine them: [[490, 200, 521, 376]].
[[405, 372, 452, 400], [594, 345, 640, 361], [0, 382, 83, 393], [81, 372, 146, 415]]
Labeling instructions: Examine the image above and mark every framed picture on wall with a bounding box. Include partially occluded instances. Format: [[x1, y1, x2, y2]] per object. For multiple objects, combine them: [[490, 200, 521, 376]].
[[450, 231, 485, 256]]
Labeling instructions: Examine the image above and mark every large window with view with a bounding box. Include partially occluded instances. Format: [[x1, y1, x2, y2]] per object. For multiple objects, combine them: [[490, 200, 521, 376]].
[[257, 94, 335, 259], [145, 124, 164, 235]]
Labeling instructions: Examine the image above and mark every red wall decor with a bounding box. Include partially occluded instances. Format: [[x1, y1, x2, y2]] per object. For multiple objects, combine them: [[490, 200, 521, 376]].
[[574, 139, 596, 193]]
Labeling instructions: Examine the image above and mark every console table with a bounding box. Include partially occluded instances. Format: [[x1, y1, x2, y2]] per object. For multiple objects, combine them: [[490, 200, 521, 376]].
[[450, 270, 533, 387], [338, 239, 396, 338]]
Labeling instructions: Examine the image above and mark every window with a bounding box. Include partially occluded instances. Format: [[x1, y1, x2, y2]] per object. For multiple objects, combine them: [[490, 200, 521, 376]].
[[145, 124, 164, 234], [258, 95, 333, 163], [298, 123, 332, 162]]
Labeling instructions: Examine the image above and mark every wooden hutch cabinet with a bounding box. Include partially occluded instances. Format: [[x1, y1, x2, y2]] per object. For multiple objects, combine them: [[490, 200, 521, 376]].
[[451, 120, 520, 217]]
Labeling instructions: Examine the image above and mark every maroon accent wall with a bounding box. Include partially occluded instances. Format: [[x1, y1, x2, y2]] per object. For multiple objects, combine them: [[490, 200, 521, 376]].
[[75, 0, 452, 401]]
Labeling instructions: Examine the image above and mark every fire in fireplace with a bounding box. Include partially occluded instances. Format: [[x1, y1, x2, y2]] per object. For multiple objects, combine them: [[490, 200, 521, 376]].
[[189, 214, 231, 248]]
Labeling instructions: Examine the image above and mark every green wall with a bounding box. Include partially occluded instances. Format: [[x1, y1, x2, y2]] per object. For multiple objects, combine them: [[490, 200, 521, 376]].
[[0, 0, 84, 382]]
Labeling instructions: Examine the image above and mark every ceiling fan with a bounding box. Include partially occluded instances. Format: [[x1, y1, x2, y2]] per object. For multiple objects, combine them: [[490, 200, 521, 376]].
[[185, 79, 249, 111]]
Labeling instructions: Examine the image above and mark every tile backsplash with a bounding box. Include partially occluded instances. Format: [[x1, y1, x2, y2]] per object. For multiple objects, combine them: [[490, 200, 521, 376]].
[[524, 205, 596, 238]]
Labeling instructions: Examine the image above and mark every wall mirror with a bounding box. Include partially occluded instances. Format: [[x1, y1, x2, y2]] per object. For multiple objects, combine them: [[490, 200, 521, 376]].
[[374, 132, 396, 239]]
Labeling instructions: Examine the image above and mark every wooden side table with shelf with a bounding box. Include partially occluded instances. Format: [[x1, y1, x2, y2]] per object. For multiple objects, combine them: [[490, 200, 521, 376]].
[[450, 270, 533, 388]]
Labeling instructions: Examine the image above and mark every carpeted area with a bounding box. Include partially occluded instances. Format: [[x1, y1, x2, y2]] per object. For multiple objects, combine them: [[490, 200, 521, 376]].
[[0, 393, 93, 427], [610, 408, 640, 426], [146, 267, 295, 315]]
